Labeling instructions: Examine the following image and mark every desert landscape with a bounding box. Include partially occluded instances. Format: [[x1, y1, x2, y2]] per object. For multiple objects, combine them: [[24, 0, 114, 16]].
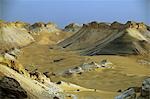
[[0, 20, 150, 99]]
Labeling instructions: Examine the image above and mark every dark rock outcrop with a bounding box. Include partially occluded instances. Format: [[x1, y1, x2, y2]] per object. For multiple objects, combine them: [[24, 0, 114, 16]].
[[0, 76, 27, 99]]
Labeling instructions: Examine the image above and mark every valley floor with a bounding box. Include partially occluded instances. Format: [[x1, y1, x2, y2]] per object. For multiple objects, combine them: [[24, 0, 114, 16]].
[[17, 43, 150, 98]]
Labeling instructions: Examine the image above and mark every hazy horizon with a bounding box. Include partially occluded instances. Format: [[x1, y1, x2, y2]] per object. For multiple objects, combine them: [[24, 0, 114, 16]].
[[0, 0, 150, 28]]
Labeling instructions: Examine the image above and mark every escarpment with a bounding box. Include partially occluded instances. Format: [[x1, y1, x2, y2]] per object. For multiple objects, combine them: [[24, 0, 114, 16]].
[[58, 21, 150, 56]]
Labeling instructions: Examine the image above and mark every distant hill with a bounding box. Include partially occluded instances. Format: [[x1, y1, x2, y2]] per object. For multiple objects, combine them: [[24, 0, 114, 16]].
[[28, 22, 72, 45], [58, 21, 150, 55]]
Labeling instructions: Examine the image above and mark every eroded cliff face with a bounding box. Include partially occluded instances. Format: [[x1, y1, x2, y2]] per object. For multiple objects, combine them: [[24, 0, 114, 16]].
[[0, 56, 64, 99], [0, 22, 34, 53], [58, 21, 150, 56], [0, 76, 28, 99]]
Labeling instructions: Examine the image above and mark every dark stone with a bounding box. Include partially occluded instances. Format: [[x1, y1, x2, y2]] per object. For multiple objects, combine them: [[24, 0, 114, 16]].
[[43, 72, 56, 78], [56, 81, 62, 85], [78, 72, 82, 75], [77, 89, 80, 91], [0, 76, 27, 99], [53, 96, 59, 99], [115, 88, 136, 99], [117, 89, 122, 92], [53, 58, 64, 63]]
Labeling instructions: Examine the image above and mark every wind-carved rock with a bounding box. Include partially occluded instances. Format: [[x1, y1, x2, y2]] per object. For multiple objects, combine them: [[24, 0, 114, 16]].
[[62, 59, 113, 76]]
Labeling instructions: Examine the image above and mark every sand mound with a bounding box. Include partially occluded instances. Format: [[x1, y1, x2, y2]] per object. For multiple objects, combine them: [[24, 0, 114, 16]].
[[0, 22, 34, 53], [58, 21, 150, 55]]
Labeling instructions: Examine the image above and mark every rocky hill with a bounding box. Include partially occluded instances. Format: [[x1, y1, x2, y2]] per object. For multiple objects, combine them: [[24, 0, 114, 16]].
[[63, 23, 82, 33], [58, 21, 150, 55], [28, 22, 72, 45], [0, 22, 34, 53]]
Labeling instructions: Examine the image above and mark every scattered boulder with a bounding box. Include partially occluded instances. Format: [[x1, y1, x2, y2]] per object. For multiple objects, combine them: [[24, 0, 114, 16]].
[[100, 59, 113, 67], [115, 78, 150, 99], [30, 70, 51, 83], [115, 88, 136, 99], [64, 66, 84, 76], [53, 58, 64, 63], [43, 71, 56, 78], [0, 76, 27, 99], [138, 78, 150, 99], [63, 60, 113, 76], [56, 81, 96, 92]]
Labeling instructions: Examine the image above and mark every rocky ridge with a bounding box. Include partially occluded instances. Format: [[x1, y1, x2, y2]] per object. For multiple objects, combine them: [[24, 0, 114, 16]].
[[58, 21, 150, 56]]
